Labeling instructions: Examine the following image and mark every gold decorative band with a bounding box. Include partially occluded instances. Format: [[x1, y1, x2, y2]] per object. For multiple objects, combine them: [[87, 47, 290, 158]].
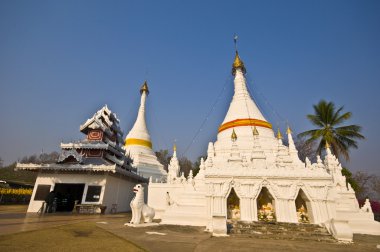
[[125, 138, 152, 149], [218, 118, 272, 133]]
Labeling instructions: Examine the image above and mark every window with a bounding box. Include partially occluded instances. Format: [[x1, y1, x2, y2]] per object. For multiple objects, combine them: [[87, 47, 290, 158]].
[[85, 186, 102, 202], [34, 185, 51, 201]]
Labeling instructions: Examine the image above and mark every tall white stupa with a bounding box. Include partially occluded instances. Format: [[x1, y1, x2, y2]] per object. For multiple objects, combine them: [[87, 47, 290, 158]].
[[124, 81, 167, 181], [148, 45, 380, 241]]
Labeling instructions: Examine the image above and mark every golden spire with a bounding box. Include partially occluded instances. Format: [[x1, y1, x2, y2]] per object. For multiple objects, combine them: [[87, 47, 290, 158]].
[[325, 141, 330, 149], [277, 128, 283, 139], [252, 126, 259, 136], [286, 126, 292, 135], [140, 81, 149, 95], [232, 51, 246, 75], [173, 143, 177, 152], [231, 128, 238, 142]]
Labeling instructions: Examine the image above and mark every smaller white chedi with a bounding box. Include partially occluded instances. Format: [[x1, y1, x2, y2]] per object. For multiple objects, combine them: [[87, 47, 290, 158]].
[[124, 81, 167, 181]]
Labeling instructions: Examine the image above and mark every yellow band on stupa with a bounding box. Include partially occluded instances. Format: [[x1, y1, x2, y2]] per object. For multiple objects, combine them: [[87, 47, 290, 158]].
[[218, 119, 272, 133], [125, 138, 152, 149]]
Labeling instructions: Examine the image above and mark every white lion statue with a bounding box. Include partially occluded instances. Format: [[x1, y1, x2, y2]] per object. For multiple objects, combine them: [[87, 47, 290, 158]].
[[130, 184, 155, 224]]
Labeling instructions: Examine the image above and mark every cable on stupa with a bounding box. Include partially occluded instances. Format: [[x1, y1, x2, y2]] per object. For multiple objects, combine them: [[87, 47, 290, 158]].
[[234, 36, 256, 136], [181, 74, 233, 157], [245, 73, 288, 129]]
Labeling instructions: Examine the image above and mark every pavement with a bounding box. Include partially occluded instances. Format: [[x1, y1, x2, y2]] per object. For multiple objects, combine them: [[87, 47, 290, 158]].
[[0, 205, 380, 252]]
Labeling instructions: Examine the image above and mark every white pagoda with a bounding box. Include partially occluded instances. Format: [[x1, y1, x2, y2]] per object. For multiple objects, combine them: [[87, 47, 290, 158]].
[[148, 49, 380, 241], [124, 81, 167, 181]]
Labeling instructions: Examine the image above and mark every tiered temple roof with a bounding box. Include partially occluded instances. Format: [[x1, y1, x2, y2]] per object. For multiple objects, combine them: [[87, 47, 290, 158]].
[[17, 105, 145, 182]]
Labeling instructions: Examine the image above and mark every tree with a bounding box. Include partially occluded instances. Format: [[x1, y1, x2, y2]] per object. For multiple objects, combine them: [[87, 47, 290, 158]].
[[155, 149, 171, 172], [353, 171, 373, 199], [0, 157, 3, 168], [370, 175, 380, 201], [193, 155, 207, 177], [294, 136, 317, 162], [298, 100, 364, 161], [179, 157, 193, 177], [341, 167, 359, 192], [20, 152, 59, 164]]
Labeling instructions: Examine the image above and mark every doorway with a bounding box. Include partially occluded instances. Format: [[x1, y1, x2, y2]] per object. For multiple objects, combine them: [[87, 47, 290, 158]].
[[54, 183, 85, 212], [227, 188, 240, 220], [257, 187, 276, 221], [295, 189, 312, 223]]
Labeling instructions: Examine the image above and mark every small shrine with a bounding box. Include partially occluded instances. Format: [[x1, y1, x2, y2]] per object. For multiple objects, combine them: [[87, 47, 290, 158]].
[[16, 105, 146, 213]]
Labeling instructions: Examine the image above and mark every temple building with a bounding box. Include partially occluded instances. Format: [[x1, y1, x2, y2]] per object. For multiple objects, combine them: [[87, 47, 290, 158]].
[[16, 106, 146, 213], [124, 81, 167, 181], [148, 49, 380, 241]]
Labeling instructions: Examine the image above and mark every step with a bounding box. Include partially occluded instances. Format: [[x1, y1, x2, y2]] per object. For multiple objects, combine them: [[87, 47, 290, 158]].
[[228, 221, 336, 242]]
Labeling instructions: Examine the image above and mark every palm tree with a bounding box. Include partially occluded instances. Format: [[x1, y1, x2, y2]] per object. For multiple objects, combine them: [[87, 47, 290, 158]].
[[298, 100, 364, 161]]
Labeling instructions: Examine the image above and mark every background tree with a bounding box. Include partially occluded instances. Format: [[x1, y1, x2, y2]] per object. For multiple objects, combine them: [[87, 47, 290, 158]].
[[341, 167, 359, 192], [0, 157, 3, 168], [192, 155, 207, 177], [294, 136, 317, 162], [298, 100, 364, 161], [370, 175, 380, 201], [353, 171, 373, 199], [179, 157, 193, 177], [20, 152, 59, 164], [155, 149, 171, 172]]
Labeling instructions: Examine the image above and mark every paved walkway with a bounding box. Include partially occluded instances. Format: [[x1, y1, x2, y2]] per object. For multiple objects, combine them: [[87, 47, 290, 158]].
[[0, 205, 379, 252], [0, 205, 126, 235]]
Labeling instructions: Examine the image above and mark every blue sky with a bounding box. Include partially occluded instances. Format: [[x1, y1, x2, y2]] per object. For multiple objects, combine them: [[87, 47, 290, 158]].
[[0, 0, 379, 174]]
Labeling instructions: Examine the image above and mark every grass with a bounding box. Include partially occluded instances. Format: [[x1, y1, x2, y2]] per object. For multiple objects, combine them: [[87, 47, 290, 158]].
[[0, 163, 37, 185], [0, 221, 146, 252]]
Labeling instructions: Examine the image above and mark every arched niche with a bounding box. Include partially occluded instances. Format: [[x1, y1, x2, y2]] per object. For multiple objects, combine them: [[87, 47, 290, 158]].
[[295, 189, 314, 223], [257, 187, 276, 222], [227, 187, 240, 221]]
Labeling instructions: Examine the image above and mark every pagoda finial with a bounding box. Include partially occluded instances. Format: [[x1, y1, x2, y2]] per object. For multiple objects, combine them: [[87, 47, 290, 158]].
[[232, 51, 246, 75], [173, 143, 177, 152], [140, 80, 149, 95], [325, 141, 330, 149], [232, 35, 246, 75], [277, 128, 283, 139], [286, 125, 292, 135], [231, 128, 238, 142], [252, 126, 259, 136]]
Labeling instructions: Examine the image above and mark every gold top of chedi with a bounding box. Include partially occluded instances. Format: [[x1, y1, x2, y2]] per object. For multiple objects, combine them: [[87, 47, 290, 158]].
[[232, 51, 246, 75], [140, 81, 149, 95], [325, 141, 330, 149], [277, 128, 283, 139], [286, 126, 292, 135]]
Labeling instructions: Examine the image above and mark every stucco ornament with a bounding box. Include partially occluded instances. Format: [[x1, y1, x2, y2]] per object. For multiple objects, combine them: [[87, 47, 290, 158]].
[[361, 199, 373, 213], [130, 184, 155, 224]]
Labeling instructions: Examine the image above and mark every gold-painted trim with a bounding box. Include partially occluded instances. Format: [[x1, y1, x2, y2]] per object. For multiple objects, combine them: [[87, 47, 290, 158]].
[[218, 119, 272, 133], [125, 138, 152, 149]]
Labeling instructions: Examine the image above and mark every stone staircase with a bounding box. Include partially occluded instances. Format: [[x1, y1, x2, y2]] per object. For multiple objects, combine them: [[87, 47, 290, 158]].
[[228, 221, 336, 242]]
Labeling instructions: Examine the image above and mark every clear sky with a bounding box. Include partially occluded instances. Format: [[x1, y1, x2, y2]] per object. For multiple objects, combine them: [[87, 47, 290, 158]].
[[0, 0, 379, 174]]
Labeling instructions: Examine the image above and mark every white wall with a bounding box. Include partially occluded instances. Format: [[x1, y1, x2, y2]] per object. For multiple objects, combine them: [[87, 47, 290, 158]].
[[27, 172, 139, 214], [102, 174, 136, 213], [28, 173, 107, 213], [148, 183, 184, 219]]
